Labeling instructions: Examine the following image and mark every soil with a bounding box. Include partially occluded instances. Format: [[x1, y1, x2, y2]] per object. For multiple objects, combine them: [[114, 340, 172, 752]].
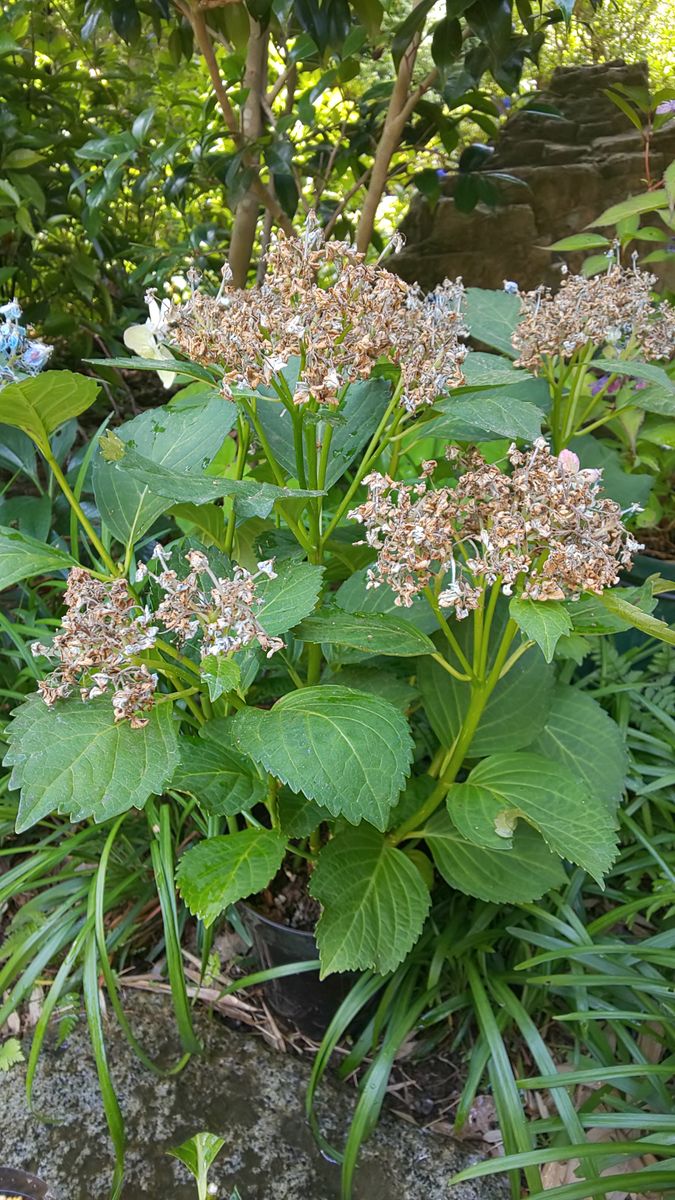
[[254, 861, 321, 931]]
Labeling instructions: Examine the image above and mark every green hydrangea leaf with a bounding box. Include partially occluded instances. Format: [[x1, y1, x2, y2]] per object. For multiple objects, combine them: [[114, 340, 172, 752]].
[[255, 559, 324, 636], [447, 751, 618, 883], [509, 597, 573, 663], [4, 694, 179, 832], [199, 656, 241, 702], [0, 526, 76, 592], [529, 685, 627, 812], [230, 686, 413, 830], [176, 829, 286, 926], [294, 608, 435, 657], [171, 736, 266, 816], [310, 825, 431, 976]]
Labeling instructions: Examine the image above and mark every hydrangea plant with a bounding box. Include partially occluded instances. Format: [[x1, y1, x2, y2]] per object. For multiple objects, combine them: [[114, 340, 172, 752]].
[[2, 223, 672, 979]]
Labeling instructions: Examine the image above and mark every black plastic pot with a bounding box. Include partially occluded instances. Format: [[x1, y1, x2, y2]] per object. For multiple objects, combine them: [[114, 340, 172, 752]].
[[0, 1167, 52, 1199], [239, 904, 355, 1039]]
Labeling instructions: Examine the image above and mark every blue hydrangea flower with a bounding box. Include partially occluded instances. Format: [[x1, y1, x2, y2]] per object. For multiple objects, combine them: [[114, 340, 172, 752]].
[[0, 299, 52, 387]]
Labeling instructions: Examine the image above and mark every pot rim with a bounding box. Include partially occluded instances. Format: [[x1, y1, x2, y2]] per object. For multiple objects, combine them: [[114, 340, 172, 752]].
[[0, 1166, 52, 1199], [239, 899, 318, 942]]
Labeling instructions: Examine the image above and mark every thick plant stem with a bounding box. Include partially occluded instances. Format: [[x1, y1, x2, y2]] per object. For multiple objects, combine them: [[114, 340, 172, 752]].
[[389, 615, 519, 844], [390, 680, 489, 843], [45, 447, 116, 574]]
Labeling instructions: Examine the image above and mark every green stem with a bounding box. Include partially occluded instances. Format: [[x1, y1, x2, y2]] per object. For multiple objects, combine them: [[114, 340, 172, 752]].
[[225, 417, 250, 556], [479, 579, 501, 679], [155, 687, 200, 704], [320, 376, 405, 548], [267, 775, 280, 830], [239, 396, 287, 486], [44, 447, 117, 574], [431, 652, 471, 682], [558, 343, 597, 449], [237, 398, 314, 553], [423, 587, 474, 678], [390, 616, 518, 844], [576, 409, 625, 438], [317, 419, 334, 495], [293, 407, 308, 489], [390, 681, 489, 844]]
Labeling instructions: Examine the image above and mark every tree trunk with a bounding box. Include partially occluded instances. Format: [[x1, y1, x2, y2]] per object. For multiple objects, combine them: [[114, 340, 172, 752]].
[[228, 18, 269, 287], [355, 2, 425, 255]]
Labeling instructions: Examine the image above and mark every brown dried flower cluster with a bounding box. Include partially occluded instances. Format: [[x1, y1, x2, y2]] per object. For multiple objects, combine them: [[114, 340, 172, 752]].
[[145, 547, 283, 659], [168, 217, 468, 411], [31, 568, 159, 727], [349, 440, 641, 616], [511, 262, 675, 371], [32, 551, 282, 726]]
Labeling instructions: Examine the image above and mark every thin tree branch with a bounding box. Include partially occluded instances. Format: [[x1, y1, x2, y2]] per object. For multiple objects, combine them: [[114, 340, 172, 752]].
[[178, 0, 293, 237], [323, 168, 371, 238]]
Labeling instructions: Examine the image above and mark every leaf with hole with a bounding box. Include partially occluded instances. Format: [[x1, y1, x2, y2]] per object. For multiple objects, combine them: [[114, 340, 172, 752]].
[[447, 751, 618, 882]]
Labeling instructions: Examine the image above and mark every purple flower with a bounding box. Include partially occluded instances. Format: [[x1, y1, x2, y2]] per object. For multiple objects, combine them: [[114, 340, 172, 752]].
[[656, 99, 675, 116], [590, 373, 621, 395]]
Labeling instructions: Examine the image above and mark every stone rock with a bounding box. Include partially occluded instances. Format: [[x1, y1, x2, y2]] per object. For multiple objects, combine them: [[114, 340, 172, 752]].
[[0, 994, 508, 1200], [392, 61, 675, 294]]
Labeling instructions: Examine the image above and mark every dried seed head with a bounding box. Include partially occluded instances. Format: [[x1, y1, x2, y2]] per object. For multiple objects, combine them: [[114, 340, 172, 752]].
[[32, 568, 159, 726], [32, 550, 283, 725], [151, 545, 283, 659], [511, 264, 675, 371], [167, 219, 468, 410], [349, 441, 641, 615]]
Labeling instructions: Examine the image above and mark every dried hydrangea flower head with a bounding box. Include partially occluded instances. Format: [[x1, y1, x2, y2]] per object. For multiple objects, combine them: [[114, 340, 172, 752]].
[[511, 257, 675, 371], [147, 547, 283, 659], [168, 216, 468, 411], [32, 550, 283, 726], [349, 440, 641, 616], [31, 568, 159, 727]]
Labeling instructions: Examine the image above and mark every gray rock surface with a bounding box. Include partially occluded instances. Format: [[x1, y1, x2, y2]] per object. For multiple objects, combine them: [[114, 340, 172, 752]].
[[0, 994, 507, 1200], [390, 61, 675, 294]]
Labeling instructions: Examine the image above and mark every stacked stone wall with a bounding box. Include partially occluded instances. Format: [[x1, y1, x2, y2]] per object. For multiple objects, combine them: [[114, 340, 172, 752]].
[[390, 61, 675, 292]]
